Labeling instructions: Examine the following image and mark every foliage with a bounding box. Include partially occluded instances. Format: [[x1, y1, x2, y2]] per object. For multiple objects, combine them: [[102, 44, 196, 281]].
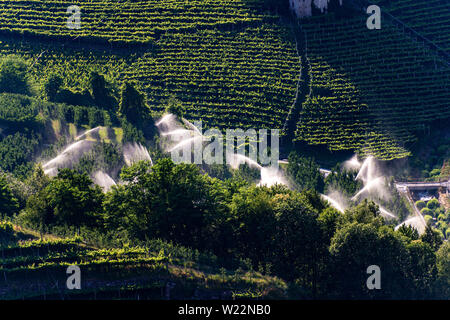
[[0, 132, 40, 178], [21, 169, 104, 231], [436, 241, 450, 286], [415, 200, 426, 210], [298, 11, 449, 159], [427, 198, 440, 210], [420, 226, 443, 251], [43, 73, 63, 102], [0, 221, 14, 243], [118, 82, 150, 126], [0, 55, 31, 95], [324, 166, 361, 197], [0, 174, 18, 216], [164, 95, 185, 119], [287, 151, 324, 193], [88, 71, 117, 111]]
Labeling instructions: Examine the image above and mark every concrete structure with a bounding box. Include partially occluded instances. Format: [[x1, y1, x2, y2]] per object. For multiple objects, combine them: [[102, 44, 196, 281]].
[[395, 181, 450, 194], [395, 179, 450, 230], [289, 0, 343, 18]]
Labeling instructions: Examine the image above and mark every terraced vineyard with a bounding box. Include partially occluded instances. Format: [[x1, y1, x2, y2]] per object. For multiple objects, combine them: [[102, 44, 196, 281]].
[[125, 26, 299, 129], [296, 13, 450, 159], [0, 0, 276, 44], [371, 0, 450, 54], [0, 0, 300, 131], [0, 0, 448, 159], [0, 230, 286, 300]]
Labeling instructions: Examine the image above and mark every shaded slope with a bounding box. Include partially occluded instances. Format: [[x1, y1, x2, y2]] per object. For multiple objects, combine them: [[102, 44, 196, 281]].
[[295, 12, 449, 160]]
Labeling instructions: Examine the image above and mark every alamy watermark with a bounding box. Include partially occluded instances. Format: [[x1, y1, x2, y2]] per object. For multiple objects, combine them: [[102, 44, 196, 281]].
[[66, 5, 81, 29], [366, 5, 381, 30], [165, 121, 279, 169], [366, 265, 381, 290], [66, 265, 81, 290]]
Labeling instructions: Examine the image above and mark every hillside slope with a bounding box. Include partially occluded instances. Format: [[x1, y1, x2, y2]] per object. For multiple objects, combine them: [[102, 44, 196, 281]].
[[0, 223, 287, 300], [0, 0, 300, 131], [295, 7, 449, 160], [0, 0, 448, 160]]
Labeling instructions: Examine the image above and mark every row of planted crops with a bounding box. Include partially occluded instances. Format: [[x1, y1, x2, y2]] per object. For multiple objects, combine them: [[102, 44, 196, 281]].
[[1, 0, 448, 159], [0, 0, 300, 131], [0, 236, 285, 300], [371, 0, 450, 53], [0, 0, 277, 44], [296, 12, 449, 160]]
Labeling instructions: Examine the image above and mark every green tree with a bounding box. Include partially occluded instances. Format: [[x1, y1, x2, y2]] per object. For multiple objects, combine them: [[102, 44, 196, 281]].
[[118, 82, 149, 125], [89, 71, 117, 110], [229, 186, 278, 264], [104, 159, 227, 251], [343, 199, 384, 226], [164, 95, 185, 119], [22, 169, 104, 230], [287, 151, 324, 192], [427, 198, 440, 211], [272, 191, 327, 296], [0, 221, 14, 244], [43, 73, 63, 101], [420, 226, 443, 251], [329, 223, 412, 299], [415, 200, 426, 210], [404, 240, 438, 298], [0, 55, 30, 94], [0, 174, 19, 216], [317, 207, 341, 244], [436, 241, 450, 288], [324, 167, 361, 197]]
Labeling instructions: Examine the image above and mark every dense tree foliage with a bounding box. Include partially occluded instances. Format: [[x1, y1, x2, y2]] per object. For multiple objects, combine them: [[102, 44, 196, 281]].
[[0, 55, 31, 95], [0, 174, 18, 216], [287, 151, 324, 192], [9, 158, 446, 299], [118, 82, 150, 126], [43, 73, 63, 102], [22, 169, 104, 232], [88, 71, 117, 111], [0, 132, 40, 178], [324, 166, 361, 197]]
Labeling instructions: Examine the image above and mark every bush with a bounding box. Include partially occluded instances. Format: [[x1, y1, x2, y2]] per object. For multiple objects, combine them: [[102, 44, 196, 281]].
[[427, 198, 440, 210], [0, 132, 40, 178], [0, 55, 31, 95], [424, 215, 433, 225], [430, 168, 441, 177], [43, 73, 63, 101], [0, 221, 14, 242], [421, 208, 433, 216], [0, 174, 19, 216], [415, 200, 426, 210]]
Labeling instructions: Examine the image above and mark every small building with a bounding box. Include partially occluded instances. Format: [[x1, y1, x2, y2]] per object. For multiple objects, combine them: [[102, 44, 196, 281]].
[[289, 0, 344, 19]]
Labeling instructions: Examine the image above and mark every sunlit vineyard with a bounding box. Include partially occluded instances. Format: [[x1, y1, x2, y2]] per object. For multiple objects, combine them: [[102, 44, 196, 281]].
[[0, 235, 286, 299], [0, 0, 276, 44], [0, 0, 300, 131]]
